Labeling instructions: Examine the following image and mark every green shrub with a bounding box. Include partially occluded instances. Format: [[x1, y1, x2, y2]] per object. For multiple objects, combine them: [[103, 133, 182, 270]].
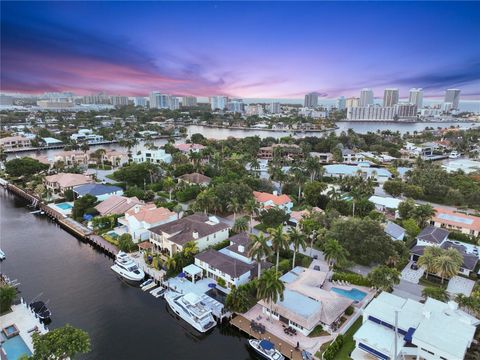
[[278, 259, 291, 274], [217, 278, 226, 288], [332, 272, 372, 287], [345, 306, 354, 316]]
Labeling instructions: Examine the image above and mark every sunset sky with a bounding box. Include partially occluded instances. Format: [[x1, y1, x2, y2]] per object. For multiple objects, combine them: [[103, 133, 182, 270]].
[[2, 1, 479, 99]]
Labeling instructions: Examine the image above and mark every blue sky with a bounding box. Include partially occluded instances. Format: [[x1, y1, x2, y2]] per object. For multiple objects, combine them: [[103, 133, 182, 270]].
[[1, 1, 479, 98]]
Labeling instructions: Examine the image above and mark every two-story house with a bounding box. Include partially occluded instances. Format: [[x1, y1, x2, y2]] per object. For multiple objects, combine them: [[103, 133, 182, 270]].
[[253, 191, 293, 214]]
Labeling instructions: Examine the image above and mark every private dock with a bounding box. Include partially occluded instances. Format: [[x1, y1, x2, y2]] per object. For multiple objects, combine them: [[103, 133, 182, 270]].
[[230, 315, 305, 360]]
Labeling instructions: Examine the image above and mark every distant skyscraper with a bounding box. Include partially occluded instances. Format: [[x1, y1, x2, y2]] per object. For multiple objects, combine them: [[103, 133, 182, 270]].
[[359, 88, 374, 107], [304, 92, 318, 108], [345, 97, 359, 108], [444, 89, 461, 110], [149, 92, 178, 110], [110, 96, 129, 106], [383, 88, 399, 107], [210, 96, 228, 110], [270, 101, 281, 114], [336, 96, 346, 110], [408, 88, 423, 108], [226, 99, 244, 113], [134, 97, 147, 107], [182, 96, 197, 107]]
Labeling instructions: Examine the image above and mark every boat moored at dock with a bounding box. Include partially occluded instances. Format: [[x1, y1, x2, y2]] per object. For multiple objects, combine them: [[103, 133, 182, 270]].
[[110, 252, 145, 284], [165, 291, 216, 333], [30, 301, 52, 321], [248, 339, 285, 360]]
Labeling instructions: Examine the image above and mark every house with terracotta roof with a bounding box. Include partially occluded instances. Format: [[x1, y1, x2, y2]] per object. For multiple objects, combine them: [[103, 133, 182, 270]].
[[173, 143, 205, 153], [289, 207, 323, 226], [430, 207, 480, 237], [253, 191, 293, 213], [118, 204, 177, 242], [44, 173, 94, 193], [149, 214, 229, 256], [94, 195, 143, 216], [178, 172, 211, 186]]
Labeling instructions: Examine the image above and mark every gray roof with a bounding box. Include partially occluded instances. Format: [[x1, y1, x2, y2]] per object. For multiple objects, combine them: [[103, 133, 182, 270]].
[[149, 213, 229, 246], [196, 249, 253, 278], [341, 148, 355, 156], [411, 244, 478, 271], [417, 226, 449, 244], [73, 183, 122, 196], [385, 221, 405, 240]]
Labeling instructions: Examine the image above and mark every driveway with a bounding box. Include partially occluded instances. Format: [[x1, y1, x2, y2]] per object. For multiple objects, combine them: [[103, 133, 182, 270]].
[[401, 261, 424, 284], [393, 279, 424, 302]]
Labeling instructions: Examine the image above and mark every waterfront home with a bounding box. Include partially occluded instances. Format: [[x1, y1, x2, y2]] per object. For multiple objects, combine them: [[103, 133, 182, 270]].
[[41, 137, 63, 147], [73, 184, 124, 201], [194, 249, 254, 290], [118, 204, 177, 242], [253, 191, 293, 214], [149, 214, 229, 256], [324, 164, 392, 183], [430, 207, 480, 237], [53, 150, 89, 166], [410, 226, 479, 277], [258, 268, 353, 335], [384, 221, 406, 241], [309, 152, 333, 163], [178, 172, 212, 186], [257, 144, 303, 163], [132, 149, 172, 164], [173, 143, 206, 154], [351, 292, 478, 360], [0, 135, 31, 150], [44, 173, 94, 194], [89, 149, 128, 168], [342, 149, 365, 164], [94, 195, 143, 216]]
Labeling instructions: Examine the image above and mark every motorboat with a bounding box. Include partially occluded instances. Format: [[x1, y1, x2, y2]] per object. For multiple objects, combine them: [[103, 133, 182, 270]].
[[248, 339, 284, 360], [449, 151, 461, 159], [110, 251, 145, 284], [0, 249, 5, 260], [30, 301, 51, 321], [165, 291, 216, 332], [140, 278, 153, 288]]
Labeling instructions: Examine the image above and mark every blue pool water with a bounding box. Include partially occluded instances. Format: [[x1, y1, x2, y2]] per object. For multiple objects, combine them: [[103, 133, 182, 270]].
[[56, 202, 73, 210], [331, 287, 367, 301], [1, 335, 32, 360]]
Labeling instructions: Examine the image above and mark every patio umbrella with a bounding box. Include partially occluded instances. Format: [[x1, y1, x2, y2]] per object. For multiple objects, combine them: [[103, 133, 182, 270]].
[[208, 283, 217, 288], [178, 272, 186, 278]]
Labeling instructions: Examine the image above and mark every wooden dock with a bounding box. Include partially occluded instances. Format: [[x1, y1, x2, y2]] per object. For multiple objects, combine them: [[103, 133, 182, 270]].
[[230, 315, 305, 360]]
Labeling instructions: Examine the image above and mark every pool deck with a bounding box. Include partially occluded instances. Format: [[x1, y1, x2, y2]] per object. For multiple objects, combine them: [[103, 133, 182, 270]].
[[0, 300, 49, 353]]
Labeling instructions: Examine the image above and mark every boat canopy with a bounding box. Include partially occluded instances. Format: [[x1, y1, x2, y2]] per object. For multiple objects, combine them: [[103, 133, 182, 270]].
[[260, 340, 274, 350]]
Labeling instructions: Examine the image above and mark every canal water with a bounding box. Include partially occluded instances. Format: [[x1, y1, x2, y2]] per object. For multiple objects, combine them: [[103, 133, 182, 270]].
[[0, 189, 254, 360]]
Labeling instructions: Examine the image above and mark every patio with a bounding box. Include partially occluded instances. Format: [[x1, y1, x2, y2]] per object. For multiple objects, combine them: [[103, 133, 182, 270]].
[[447, 275, 475, 297]]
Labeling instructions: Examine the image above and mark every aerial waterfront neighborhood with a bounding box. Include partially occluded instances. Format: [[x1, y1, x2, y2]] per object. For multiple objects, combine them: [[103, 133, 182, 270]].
[[1, 1, 480, 360]]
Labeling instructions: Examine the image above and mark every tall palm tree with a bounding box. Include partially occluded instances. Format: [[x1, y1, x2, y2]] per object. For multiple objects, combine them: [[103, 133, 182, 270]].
[[248, 233, 271, 278], [287, 227, 307, 270], [257, 269, 285, 321], [304, 157, 320, 181], [323, 239, 348, 269], [244, 198, 259, 232], [227, 197, 242, 222], [417, 249, 437, 280], [233, 216, 249, 233], [268, 225, 289, 272], [435, 254, 460, 284], [250, 158, 261, 176]]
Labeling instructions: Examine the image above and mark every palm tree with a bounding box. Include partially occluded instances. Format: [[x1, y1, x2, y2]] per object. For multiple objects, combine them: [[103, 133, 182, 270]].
[[163, 177, 175, 201], [173, 204, 183, 219], [422, 286, 448, 302], [0, 285, 17, 311], [250, 158, 261, 176], [227, 197, 242, 222], [233, 216, 249, 233], [164, 257, 177, 271], [323, 239, 348, 269], [248, 233, 271, 278], [304, 157, 320, 181], [418, 246, 442, 279], [257, 269, 285, 321], [435, 254, 460, 284], [244, 198, 259, 232], [287, 227, 307, 270], [268, 225, 289, 272]]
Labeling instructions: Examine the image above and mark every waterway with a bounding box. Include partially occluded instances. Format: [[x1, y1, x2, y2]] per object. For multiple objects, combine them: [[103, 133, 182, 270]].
[[0, 188, 254, 359]]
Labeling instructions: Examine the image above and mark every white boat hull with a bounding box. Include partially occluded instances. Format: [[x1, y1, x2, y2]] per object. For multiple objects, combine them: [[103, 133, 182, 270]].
[[165, 292, 216, 333], [111, 264, 144, 284]]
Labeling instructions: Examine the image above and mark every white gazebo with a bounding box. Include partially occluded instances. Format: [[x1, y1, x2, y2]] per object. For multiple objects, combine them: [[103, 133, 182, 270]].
[[183, 264, 203, 284]]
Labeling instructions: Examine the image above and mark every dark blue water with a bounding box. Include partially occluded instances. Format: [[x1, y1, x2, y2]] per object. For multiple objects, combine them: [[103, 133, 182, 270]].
[[0, 189, 255, 359]]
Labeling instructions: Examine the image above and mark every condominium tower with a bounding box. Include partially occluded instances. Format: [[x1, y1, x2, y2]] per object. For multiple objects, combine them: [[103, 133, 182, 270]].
[[359, 89, 374, 106], [304, 92, 318, 108], [444, 89, 461, 110], [383, 88, 399, 107], [409, 88, 424, 108]]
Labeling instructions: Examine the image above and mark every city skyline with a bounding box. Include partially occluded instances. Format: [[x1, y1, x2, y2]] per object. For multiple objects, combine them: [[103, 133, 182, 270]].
[[1, 2, 480, 99]]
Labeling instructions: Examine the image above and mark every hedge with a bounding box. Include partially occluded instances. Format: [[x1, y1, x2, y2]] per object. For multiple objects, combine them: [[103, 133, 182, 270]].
[[323, 334, 344, 360], [332, 272, 371, 287]]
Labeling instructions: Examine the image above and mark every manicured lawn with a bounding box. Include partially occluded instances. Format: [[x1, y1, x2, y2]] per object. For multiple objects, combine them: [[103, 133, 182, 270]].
[[333, 316, 363, 360], [308, 324, 329, 338]]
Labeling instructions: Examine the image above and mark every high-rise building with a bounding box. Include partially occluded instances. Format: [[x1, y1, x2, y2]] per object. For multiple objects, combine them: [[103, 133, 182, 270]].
[[246, 104, 264, 116], [83, 92, 111, 104], [345, 97, 359, 108], [444, 89, 461, 110], [149, 92, 178, 110], [359, 88, 374, 107], [110, 96, 129, 106], [304, 92, 318, 108], [347, 106, 396, 121], [408, 88, 423, 108], [226, 99, 244, 113], [134, 97, 147, 107], [336, 96, 346, 110], [395, 103, 417, 118], [182, 96, 197, 107], [383, 88, 399, 107], [269, 101, 281, 114], [210, 96, 228, 111]]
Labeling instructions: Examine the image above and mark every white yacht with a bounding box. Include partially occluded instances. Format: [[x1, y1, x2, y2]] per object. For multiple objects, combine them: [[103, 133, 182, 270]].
[[449, 151, 461, 159], [248, 339, 284, 360], [0, 249, 5, 260], [165, 291, 216, 332], [111, 252, 145, 284]]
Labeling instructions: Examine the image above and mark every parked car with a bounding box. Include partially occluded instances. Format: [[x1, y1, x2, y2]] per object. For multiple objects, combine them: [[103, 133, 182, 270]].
[[313, 265, 321, 271]]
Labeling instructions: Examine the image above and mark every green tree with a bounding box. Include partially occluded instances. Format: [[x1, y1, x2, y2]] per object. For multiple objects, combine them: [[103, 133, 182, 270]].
[[367, 265, 400, 291], [268, 225, 289, 272], [323, 239, 348, 269], [422, 286, 448, 302], [232, 216, 249, 233], [31, 324, 90, 360], [288, 227, 307, 270], [227, 197, 242, 222], [258, 207, 289, 228], [5, 157, 49, 177], [303, 181, 328, 207], [244, 198, 259, 232], [71, 194, 98, 221], [257, 269, 285, 321], [402, 218, 420, 238], [435, 254, 461, 284], [248, 233, 272, 278], [64, 189, 75, 202], [118, 233, 136, 252], [383, 180, 404, 197], [417, 246, 443, 280], [0, 285, 17, 313]]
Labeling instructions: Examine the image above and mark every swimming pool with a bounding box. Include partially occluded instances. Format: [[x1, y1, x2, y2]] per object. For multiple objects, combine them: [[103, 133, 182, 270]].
[[1, 334, 32, 359], [331, 287, 367, 302], [56, 202, 73, 210]]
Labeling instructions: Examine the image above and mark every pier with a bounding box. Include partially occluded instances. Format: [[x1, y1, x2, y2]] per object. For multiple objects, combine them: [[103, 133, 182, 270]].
[[230, 315, 305, 360]]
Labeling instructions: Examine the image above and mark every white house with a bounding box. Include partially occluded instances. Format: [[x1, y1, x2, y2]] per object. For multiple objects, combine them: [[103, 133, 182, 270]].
[[352, 292, 478, 360], [118, 204, 177, 242], [132, 149, 172, 164], [253, 191, 293, 214]]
